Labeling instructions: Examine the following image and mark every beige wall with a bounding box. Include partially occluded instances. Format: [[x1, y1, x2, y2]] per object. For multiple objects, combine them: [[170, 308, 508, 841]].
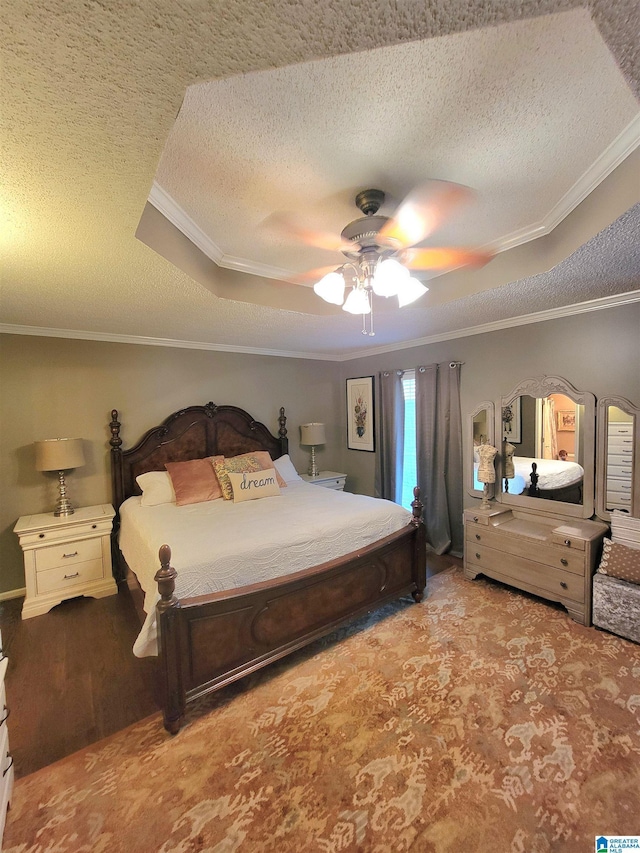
[[2, 302, 638, 595], [0, 335, 341, 594], [338, 303, 640, 497]]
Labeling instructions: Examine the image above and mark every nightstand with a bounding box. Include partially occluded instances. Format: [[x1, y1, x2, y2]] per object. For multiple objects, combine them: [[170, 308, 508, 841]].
[[300, 471, 347, 490], [14, 504, 117, 620]]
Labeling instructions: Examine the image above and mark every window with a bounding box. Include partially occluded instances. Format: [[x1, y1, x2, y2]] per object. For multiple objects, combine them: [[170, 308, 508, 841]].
[[400, 370, 416, 510]]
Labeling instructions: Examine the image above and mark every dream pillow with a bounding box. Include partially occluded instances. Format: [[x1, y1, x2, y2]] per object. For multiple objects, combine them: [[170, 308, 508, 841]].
[[212, 451, 286, 500], [136, 471, 176, 507], [165, 458, 223, 505], [227, 468, 281, 503]]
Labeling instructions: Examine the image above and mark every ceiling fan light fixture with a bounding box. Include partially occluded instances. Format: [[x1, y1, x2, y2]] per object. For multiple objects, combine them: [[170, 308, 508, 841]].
[[342, 286, 371, 315], [372, 258, 409, 297], [313, 271, 346, 305], [397, 276, 429, 308]]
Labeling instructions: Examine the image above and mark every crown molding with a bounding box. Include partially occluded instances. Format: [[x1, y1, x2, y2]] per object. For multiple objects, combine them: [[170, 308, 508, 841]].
[[147, 183, 292, 281], [150, 115, 640, 270], [338, 290, 640, 360], [2, 291, 638, 362]]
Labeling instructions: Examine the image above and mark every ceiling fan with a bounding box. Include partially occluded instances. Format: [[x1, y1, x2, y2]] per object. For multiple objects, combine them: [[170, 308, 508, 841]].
[[273, 182, 494, 336]]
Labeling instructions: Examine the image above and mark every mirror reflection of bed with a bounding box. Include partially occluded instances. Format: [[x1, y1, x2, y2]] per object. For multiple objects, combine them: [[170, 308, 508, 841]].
[[500, 392, 585, 505]]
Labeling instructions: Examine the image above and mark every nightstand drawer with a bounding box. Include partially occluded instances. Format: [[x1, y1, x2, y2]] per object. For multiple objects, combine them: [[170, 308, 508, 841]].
[[18, 519, 111, 547], [35, 537, 102, 572], [36, 559, 104, 595]]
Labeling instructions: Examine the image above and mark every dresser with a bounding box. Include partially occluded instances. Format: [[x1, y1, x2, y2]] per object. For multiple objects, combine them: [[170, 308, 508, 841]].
[[300, 471, 347, 490], [463, 507, 608, 625], [605, 422, 634, 510], [0, 643, 13, 846], [14, 504, 117, 620]]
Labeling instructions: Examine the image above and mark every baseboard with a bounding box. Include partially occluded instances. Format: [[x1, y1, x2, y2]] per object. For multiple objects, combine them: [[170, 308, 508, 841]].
[[0, 587, 26, 602]]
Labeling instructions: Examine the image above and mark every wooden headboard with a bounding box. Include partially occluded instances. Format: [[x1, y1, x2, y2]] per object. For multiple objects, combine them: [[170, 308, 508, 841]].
[[109, 403, 288, 511]]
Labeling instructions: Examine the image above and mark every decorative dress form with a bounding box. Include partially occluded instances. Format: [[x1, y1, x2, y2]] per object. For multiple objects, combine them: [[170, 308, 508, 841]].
[[503, 440, 516, 479], [476, 444, 498, 484]]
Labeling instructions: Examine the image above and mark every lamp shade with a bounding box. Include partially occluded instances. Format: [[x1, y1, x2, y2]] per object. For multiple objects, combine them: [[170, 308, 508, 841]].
[[300, 423, 326, 446], [35, 438, 85, 472]]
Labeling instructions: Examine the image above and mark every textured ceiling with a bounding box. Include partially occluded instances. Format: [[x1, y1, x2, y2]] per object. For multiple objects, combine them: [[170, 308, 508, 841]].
[[1, 0, 639, 359]]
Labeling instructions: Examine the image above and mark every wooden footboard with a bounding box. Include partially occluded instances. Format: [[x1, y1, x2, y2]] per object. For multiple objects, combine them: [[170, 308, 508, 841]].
[[155, 495, 426, 733]]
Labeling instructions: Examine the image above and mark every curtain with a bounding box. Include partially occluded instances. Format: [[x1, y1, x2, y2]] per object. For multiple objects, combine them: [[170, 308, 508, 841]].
[[415, 362, 463, 556], [374, 370, 405, 503], [542, 397, 558, 460]]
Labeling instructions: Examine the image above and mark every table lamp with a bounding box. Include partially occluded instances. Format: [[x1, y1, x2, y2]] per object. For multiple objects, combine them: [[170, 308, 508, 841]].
[[300, 423, 326, 478], [35, 438, 86, 516]]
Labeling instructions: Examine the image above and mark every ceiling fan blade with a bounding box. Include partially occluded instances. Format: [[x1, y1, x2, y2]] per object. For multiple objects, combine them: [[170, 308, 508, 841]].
[[264, 213, 352, 253], [289, 264, 342, 286], [378, 181, 475, 250], [402, 247, 494, 272]]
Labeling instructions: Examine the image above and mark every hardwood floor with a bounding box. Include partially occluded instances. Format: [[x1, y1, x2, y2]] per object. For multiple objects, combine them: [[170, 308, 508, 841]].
[[0, 551, 460, 780]]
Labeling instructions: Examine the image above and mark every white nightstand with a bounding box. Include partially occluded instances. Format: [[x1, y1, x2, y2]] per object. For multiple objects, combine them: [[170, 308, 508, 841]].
[[14, 504, 117, 620], [300, 471, 347, 490]]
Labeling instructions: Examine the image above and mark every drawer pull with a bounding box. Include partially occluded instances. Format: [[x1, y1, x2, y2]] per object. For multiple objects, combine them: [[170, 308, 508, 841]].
[[92, 524, 97, 529], [0, 706, 9, 726], [2, 753, 13, 777], [63, 572, 80, 580], [473, 516, 479, 523], [560, 581, 568, 589], [39, 533, 45, 538], [563, 539, 571, 546], [560, 558, 568, 566], [62, 551, 79, 559], [475, 534, 481, 541], [475, 553, 481, 560]]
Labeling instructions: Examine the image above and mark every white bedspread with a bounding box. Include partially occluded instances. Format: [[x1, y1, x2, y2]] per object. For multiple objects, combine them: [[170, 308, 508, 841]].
[[119, 481, 412, 657]]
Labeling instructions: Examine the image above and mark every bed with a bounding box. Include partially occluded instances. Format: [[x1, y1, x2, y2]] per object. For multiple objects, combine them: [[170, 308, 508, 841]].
[[474, 456, 584, 503], [109, 403, 426, 733]]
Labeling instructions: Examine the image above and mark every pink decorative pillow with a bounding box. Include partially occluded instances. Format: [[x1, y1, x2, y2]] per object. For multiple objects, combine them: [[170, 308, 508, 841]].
[[165, 458, 223, 506]]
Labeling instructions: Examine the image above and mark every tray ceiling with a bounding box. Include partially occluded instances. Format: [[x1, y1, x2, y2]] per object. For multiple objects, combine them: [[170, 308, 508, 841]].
[[1, 0, 639, 358]]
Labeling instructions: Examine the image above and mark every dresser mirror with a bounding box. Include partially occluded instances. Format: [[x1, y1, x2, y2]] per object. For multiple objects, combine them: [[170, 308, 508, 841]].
[[495, 376, 595, 519], [466, 401, 495, 498], [596, 396, 639, 520]]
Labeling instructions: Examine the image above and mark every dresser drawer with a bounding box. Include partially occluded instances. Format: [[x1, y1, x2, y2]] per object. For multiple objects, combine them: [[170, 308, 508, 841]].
[[17, 518, 112, 548], [322, 478, 346, 490], [463, 510, 493, 527], [36, 558, 104, 595], [466, 525, 585, 574], [466, 543, 585, 601], [606, 460, 634, 478], [34, 537, 102, 572]]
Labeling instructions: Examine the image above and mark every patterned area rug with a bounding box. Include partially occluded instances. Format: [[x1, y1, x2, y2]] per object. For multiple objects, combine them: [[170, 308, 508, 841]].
[[5, 567, 640, 852]]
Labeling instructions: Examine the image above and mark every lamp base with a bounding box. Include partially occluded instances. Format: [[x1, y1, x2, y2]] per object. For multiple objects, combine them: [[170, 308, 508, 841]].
[[53, 470, 76, 516], [308, 446, 319, 478]]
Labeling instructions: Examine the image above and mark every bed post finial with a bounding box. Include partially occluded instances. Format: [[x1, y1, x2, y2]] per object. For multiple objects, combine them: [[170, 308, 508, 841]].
[[278, 406, 287, 440], [109, 409, 122, 450], [156, 544, 179, 612], [411, 486, 423, 527]]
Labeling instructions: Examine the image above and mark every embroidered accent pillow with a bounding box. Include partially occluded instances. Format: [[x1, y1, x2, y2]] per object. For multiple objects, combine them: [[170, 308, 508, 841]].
[[212, 452, 286, 499], [227, 468, 281, 503], [597, 538, 640, 585], [136, 471, 176, 506], [165, 458, 223, 505]]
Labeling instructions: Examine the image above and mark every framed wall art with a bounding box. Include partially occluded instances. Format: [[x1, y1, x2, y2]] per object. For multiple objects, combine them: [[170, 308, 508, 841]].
[[501, 398, 521, 443], [346, 376, 375, 452]]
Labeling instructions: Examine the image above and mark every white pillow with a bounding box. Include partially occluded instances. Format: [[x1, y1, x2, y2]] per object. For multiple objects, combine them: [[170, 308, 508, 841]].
[[136, 471, 176, 506], [273, 454, 302, 483], [227, 468, 281, 503], [611, 510, 640, 551]]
